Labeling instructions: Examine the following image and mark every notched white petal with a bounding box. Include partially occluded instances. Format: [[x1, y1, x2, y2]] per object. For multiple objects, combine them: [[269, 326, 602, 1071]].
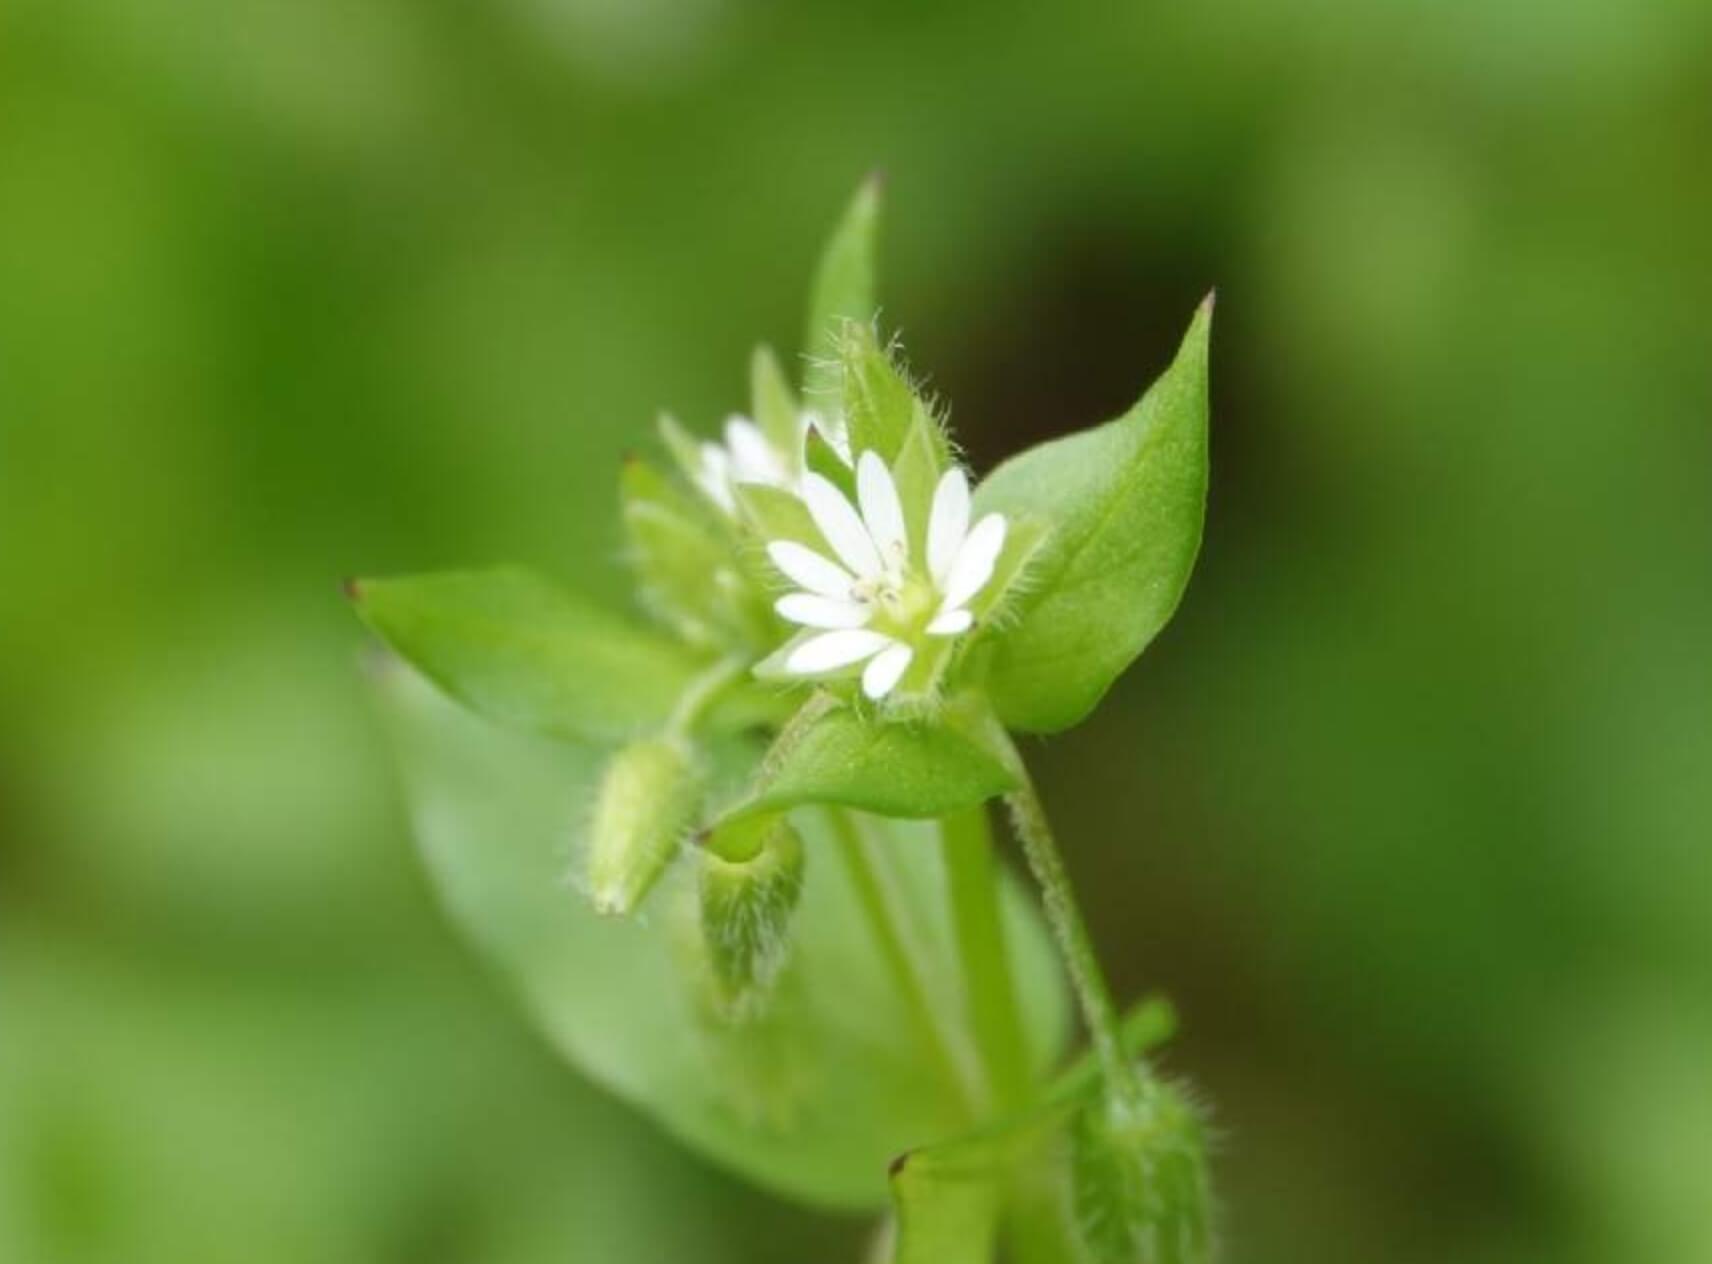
[[856, 451, 907, 569], [926, 608, 974, 636], [766, 541, 854, 600], [861, 643, 914, 699], [940, 513, 1007, 611], [801, 473, 883, 578], [776, 593, 870, 630], [927, 467, 971, 587], [786, 629, 892, 675]]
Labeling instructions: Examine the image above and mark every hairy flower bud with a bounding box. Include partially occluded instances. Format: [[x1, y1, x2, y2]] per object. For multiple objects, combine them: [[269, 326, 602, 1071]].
[[698, 814, 806, 1017], [1069, 1084, 1211, 1264], [586, 738, 704, 917]]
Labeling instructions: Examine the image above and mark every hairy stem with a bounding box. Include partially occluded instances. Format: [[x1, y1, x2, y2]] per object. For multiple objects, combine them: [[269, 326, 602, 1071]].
[[827, 807, 979, 1117], [991, 728, 1145, 1121], [940, 804, 1030, 1113]]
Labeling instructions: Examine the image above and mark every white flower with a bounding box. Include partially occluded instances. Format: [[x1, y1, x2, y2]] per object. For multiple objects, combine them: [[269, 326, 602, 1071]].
[[696, 413, 852, 513], [766, 451, 1008, 700], [696, 416, 791, 512]]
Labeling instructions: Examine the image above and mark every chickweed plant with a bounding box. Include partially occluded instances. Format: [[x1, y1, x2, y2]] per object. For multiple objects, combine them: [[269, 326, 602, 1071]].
[[352, 180, 1215, 1263]]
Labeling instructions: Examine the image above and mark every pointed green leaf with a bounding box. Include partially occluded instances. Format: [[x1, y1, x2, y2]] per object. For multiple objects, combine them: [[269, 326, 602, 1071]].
[[804, 177, 882, 406], [350, 567, 766, 743], [731, 699, 1019, 822], [975, 298, 1212, 733], [370, 664, 1071, 1210]]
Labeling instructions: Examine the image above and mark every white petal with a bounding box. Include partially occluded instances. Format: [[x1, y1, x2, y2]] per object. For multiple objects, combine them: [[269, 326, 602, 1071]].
[[766, 541, 854, 599], [800, 472, 883, 578], [940, 513, 1007, 611], [786, 629, 892, 675], [926, 608, 974, 636], [861, 643, 914, 699], [697, 443, 734, 511], [856, 451, 908, 571], [775, 593, 870, 629], [725, 416, 782, 484], [927, 467, 971, 586]]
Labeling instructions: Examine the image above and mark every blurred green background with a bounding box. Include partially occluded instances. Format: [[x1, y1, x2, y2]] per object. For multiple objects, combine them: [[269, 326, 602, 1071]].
[[4, 0, 1709, 1260]]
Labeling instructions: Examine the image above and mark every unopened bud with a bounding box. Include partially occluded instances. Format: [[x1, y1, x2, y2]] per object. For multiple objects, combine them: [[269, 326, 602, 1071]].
[[1069, 1084, 1211, 1264], [586, 738, 704, 917], [698, 814, 805, 1017]]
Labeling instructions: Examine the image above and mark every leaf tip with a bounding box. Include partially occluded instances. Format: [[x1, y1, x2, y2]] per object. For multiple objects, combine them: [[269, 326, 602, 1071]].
[[888, 1149, 912, 1179], [1198, 288, 1217, 316], [341, 576, 366, 603]]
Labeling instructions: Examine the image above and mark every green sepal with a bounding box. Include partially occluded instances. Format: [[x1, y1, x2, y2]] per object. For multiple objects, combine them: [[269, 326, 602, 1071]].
[[734, 483, 826, 557], [1069, 1085, 1212, 1264], [657, 412, 712, 496], [697, 813, 806, 1018], [621, 457, 757, 647], [975, 297, 1212, 734], [803, 424, 857, 500], [750, 345, 801, 463], [587, 737, 706, 917], [838, 322, 946, 467]]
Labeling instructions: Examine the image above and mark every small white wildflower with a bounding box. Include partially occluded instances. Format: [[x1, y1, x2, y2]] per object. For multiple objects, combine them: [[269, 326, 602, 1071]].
[[695, 413, 852, 514], [765, 451, 1007, 700]]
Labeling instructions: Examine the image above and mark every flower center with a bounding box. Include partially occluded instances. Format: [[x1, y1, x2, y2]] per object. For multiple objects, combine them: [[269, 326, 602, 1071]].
[[853, 569, 935, 640]]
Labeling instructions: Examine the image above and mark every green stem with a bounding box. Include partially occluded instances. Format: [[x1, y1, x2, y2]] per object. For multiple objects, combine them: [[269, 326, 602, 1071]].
[[991, 727, 1146, 1122], [827, 807, 979, 1118], [940, 805, 1030, 1114], [666, 654, 748, 740]]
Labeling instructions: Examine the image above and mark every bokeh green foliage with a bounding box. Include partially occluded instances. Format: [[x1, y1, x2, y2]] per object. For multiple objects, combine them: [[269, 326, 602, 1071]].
[[3, 0, 1710, 1261]]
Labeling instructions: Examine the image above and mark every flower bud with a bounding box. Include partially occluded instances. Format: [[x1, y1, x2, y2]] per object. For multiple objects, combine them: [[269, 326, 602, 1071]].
[[586, 738, 704, 917], [1069, 1084, 1210, 1264], [698, 814, 806, 1017]]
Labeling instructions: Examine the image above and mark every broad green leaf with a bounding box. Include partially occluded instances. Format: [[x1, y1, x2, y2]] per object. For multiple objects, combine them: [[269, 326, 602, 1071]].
[[804, 176, 882, 406], [350, 567, 768, 743], [731, 700, 1020, 822], [370, 663, 1071, 1211], [889, 999, 1180, 1264], [975, 299, 1212, 733]]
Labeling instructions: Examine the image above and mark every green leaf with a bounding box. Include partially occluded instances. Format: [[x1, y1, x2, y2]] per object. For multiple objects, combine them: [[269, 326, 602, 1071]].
[[349, 567, 766, 743], [975, 298, 1213, 733], [888, 999, 1181, 1264], [732, 699, 1019, 822], [370, 664, 1071, 1210], [804, 176, 882, 406]]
